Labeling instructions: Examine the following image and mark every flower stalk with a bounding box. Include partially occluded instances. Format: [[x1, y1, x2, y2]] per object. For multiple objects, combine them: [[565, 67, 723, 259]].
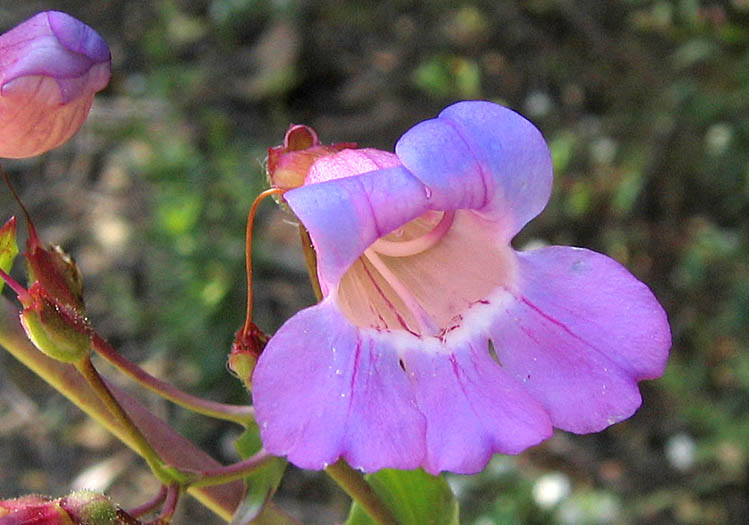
[[242, 187, 285, 338], [0, 296, 246, 520], [187, 450, 277, 489], [127, 486, 167, 518], [152, 484, 180, 525], [326, 461, 397, 525], [74, 355, 181, 485], [90, 332, 254, 426]]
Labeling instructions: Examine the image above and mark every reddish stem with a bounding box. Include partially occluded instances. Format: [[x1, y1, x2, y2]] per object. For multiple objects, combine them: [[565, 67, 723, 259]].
[[90, 332, 254, 425], [147, 484, 180, 525], [0, 267, 27, 298], [242, 188, 285, 338], [128, 485, 167, 518], [188, 450, 276, 489], [0, 162, 41, 247]]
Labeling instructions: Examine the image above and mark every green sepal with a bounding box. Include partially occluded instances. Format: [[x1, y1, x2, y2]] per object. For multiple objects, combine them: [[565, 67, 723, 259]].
[[345, 468, 459, 525], [0, 217, 18, 294], [231, 423, 287, 524], [60, 490, 117, 525], [19, 285, 90, 363]]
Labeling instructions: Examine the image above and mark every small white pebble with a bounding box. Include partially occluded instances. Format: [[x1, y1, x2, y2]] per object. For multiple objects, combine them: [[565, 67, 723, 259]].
[[665, 432, 697, 471], [533, 472, 571, 509]]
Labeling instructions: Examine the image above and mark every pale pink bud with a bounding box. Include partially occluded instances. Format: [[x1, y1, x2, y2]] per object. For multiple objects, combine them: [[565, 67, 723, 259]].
[[0, 11, 111, 158]]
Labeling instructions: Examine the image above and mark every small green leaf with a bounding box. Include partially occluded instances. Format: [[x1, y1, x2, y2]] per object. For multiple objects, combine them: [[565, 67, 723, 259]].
[[345, 469, 459, 525], [234, 423, 264, 458], [0, 217, 18, 294], [231, 424, 286, 524]]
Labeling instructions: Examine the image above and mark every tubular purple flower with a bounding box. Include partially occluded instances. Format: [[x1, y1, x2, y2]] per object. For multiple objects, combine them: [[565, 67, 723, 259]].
[[253, 101, 671, 474], [0, 11, 110, 158]]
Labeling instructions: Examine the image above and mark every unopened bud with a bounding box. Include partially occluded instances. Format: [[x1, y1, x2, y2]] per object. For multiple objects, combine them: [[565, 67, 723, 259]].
[[19, 283, 90, 363], [0, 11, 111, 158], [0, 491, 117, 525], [0, 495, 70, 524], [25, 242, 85, 313], [267, 124, 356, 190], [59, 490, 116, 525], [229, 324, 268, 390], [0, 494, 51, 514]]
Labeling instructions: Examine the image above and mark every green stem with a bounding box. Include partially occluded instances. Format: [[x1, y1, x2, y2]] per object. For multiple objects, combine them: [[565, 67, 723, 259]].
[[188, 450, 276, 489], [128, 485, 167, 518], [90, 333, 254, 426], [326, 461, 397, 525], [0, 296, 245, 520], [75, 356, 178, 485]]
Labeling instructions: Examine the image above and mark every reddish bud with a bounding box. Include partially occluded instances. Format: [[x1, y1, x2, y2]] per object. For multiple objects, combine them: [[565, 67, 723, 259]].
[[0, 495, 71, 524], [267, 124, 356, 190], [0, 491, 117, 525], [25, 238, 85, 314], [0, 495, 52, 513], [229, 323, 268, 390], [0, 173, 89, 361]]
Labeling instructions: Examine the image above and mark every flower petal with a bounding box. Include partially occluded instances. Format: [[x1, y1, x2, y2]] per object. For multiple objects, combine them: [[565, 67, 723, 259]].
[[253, 300, 425, 471], [395, 115, 488, 212], [341, 332, 426, 471], [517, 246, 671, 380], [1, 12, 110, 103], [396, 100, 553, 240], [0, 75, 95, 158], [285, 165, 429, 292], [47, 11, 111, 63], [488, 246, 671, 433], [0, 11, 110, 158], [305, 148, 400, 184], [400, 334, 552, 474]]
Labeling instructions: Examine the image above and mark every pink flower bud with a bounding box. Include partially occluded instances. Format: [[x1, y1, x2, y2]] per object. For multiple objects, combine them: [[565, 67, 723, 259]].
[[0, 495, 70, 525], [0, 495, 52, 514], [0, 11, 111, 158], [266, 124, 356, 190], [0, 491, 117, 525]]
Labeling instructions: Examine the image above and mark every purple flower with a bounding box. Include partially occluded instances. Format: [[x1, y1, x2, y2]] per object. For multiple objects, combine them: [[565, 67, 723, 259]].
[[253, 101, 671, 474], [0, 11, 110, 158]]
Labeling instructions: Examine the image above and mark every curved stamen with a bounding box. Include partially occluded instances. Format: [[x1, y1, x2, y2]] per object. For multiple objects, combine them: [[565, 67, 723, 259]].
[[362, 248, 439, 336], [370, 211, 455, 257]]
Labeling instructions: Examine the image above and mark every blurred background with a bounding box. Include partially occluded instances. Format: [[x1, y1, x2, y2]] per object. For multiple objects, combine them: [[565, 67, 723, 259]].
[[0, 0, 747, 523]]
